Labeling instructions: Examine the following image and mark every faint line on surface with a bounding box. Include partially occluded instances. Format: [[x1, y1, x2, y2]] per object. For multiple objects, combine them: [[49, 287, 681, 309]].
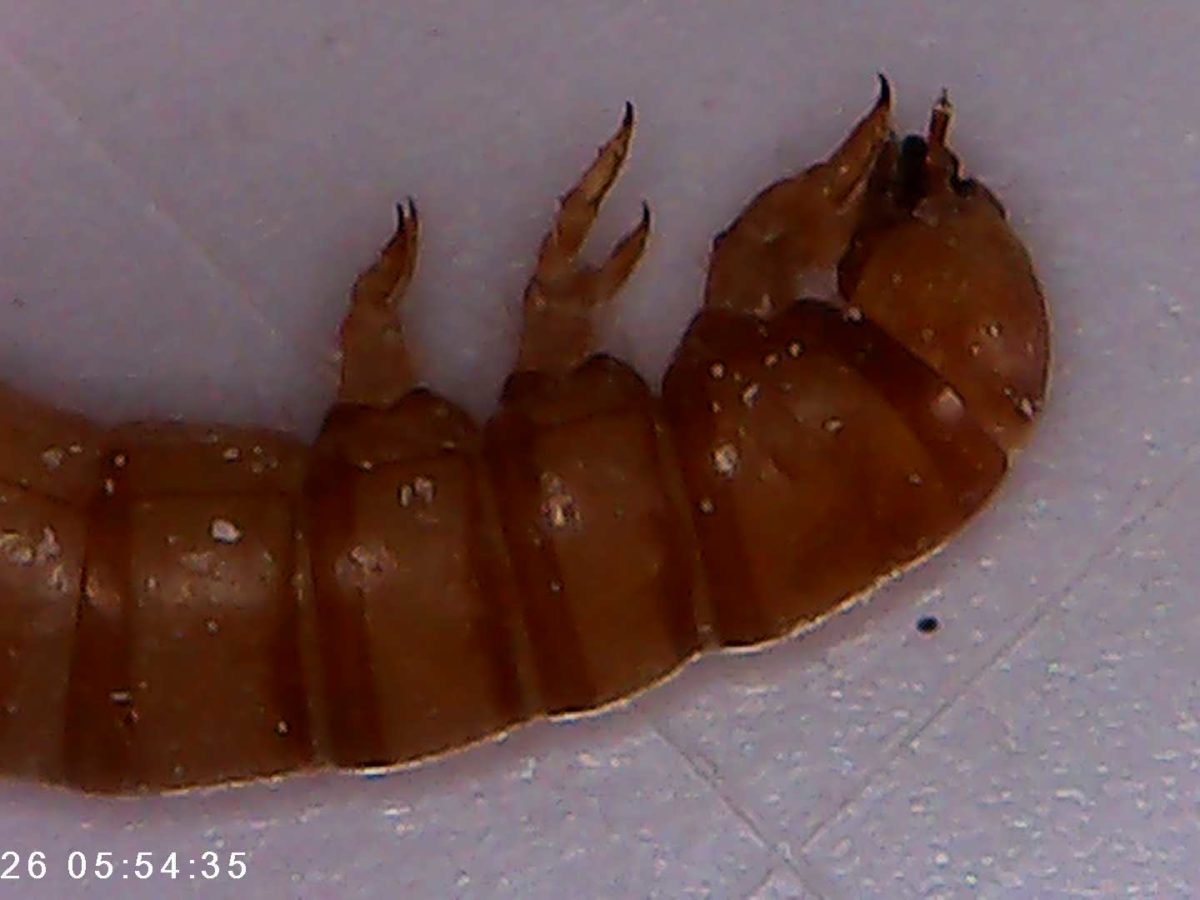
[[0, 39, 325, 376], [799, 437, 1200, 852], [647, 713, 841, 900]]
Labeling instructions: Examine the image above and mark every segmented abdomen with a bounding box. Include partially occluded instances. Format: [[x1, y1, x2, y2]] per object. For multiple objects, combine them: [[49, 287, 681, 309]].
[[0, 298, 1009, 792]]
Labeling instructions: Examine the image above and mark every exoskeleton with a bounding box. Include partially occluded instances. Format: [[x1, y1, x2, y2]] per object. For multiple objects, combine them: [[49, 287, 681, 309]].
[[0, 78, 1049, 793]]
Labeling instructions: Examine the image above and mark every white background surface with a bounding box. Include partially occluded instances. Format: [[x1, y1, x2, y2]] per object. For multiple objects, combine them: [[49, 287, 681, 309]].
[[1, 2, 1197, 897]]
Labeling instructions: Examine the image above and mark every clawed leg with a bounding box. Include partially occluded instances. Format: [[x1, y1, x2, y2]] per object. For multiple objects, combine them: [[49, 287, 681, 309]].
[[516, 103, 651, 376], [704, 76, 894, 318], [337, 199, 420, 407]]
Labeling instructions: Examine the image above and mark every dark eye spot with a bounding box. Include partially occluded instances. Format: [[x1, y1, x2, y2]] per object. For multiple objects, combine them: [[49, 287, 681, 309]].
[[916, 615, 940, 635]]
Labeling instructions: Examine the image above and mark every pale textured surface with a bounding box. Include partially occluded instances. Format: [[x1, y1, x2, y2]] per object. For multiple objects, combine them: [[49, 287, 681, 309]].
[[0, 2, 1197, 897]]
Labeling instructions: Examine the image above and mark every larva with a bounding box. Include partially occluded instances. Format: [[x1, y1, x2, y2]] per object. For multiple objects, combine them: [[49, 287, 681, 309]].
[[0, 78, 1049, 794]]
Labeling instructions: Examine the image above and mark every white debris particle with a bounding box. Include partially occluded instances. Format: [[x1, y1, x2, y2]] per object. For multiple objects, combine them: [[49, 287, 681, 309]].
[[103, 478, 116, 496], [145, 576, 158, 591], [210, 518, 243, 544], [843, 305, 863, 322], [920, 327, 935, 343], [979, 556, 996, 570], [709, 362, 726, 379], [109, 690, 132, 705], [112, 453, 127, 468], [40, 447, 65, 470], [276, 720, 290, 736], [35, 527, 60, 562], [516, 756, 537, 782], [710, 400, 722, 414], [968, 342, 982, 357], [908, 473, 924, 486], [698, 498, 715, 514], [763, 352, 780, 368], [348, 545, 384, 573], [1016, 396, 1035, 418], [823, 417, 844, 434], [67, 443, 83, 455], [787, 341, 803, 358], [540, 473, 579, 529], [985, 322, 1002, 338], [412, 476, 435, 503], [1053, 787, 1089, 805], [548, 580, 562, 594], [0, 532, 34, 566], [740, 384, 760, 407], [397, 483, 413, 507], [712, 443, 739, 477], [206, 619, 220, 635], [357, 459, 374, 471], [222, 447, 241, 461]]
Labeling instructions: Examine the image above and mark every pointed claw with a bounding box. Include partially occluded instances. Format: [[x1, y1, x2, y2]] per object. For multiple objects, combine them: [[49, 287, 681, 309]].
[[352, 198, 421, 311], [590, 200, 652, 304], [337, 200, 422, 406], [516, 108, 647, 376], [928, 89, 953, 153], [704, 79, 894, 317], [542, 104, 636, 266], [820, 72, 894, 205]]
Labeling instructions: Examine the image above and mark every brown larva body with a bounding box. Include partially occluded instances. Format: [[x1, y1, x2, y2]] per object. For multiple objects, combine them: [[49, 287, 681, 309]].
[[0, 79, 1049, 793]]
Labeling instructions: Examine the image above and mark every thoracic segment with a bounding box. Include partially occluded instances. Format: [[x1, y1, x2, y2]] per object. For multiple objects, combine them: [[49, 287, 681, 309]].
[[0, 80, 1047, 792]]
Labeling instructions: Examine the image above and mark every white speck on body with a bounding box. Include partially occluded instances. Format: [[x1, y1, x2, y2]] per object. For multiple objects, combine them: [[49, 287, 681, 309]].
[[540, 473, 579, 529], [210, 518, 243, 544], [0, 532, 33, 566], [823, 417, 844, 434], [709, 362, 726, 379], [712, 444, 739, 477], [741, 384, 760, 407], [412, 476, 435, 504], [40, 447, 64, 470], [222, 447, 240, 461]]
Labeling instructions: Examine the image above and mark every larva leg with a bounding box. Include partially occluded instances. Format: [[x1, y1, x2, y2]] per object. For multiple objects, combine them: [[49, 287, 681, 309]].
[[704, 76, 893, 318], [336, 199, 421, 407], [516, 104, 651, 376]]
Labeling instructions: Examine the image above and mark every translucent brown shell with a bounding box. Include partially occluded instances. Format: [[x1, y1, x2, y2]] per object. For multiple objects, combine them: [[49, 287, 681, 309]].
[[0, 79, 1050, 793]]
